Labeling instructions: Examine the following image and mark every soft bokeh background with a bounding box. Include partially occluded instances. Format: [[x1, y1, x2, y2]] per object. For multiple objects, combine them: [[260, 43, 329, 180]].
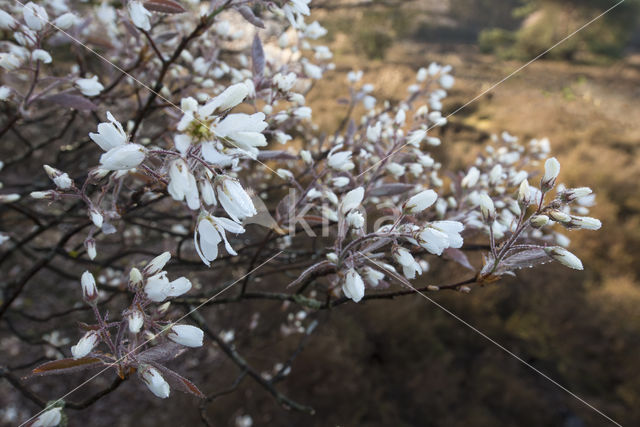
[[3, 1, 640, 426]]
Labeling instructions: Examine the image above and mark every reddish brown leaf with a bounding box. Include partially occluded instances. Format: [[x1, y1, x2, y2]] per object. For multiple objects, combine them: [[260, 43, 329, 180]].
[[32, 357, 103, 375], [237, 5, 265, 28], [443, 248, 475, 271], [152, 363, 205, 398], [144, 0, 185, 14]]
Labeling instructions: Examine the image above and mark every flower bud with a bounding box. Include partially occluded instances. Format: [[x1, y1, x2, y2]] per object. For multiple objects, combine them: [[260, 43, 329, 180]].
[[141, 366, 170, 399], [215, 176, 257, 223], [129, 267, 143, 287], [342, 269, 365, 303], [54, 12, 77, 30], [44, 165, 73, 190], [404, 189, 438, 214], [569, 216, 601, 230], [128, 310, 144, 334], [144, 252, 171, 276], [168, 324, 204, 347], [545, 246, 583, 270], [89, 208, 103, 228], [518, 179, 531, 206], [541, 157, 560, 191], [30, 190, 54, 200], [340, 187, 364, 214], [548, 209, 571, 223], [32, 407, 62, 427], [85, 238, 97, 260], [71, 331, 99, 359], [478, 193, 495, 222], [81, 271, 98, 302], [0, 193, 20, 203], [559, 187, 592, 203], [530, 214, 549, 228]]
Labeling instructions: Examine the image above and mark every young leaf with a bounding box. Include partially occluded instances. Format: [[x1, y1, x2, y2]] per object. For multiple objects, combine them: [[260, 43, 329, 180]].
[[252, 34, 265, 79], [32, 357, 103, 376], [143, 0, 186, 14], [151, 363, 205, 398], [443, 248, 475, 271], [137, 342, 187, 363], [237, 5, 265, 28]]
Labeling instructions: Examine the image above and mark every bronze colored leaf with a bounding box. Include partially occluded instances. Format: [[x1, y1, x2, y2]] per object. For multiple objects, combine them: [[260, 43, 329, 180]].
[[144, 0, 186, 14]]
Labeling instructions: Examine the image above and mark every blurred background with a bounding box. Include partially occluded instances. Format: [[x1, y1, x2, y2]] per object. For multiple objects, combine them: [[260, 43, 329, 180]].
[[3, 0, 640, 426]]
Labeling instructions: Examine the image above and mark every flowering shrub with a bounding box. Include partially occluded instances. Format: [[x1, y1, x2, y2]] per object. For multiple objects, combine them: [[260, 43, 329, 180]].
[[0, 0, 602, 425]]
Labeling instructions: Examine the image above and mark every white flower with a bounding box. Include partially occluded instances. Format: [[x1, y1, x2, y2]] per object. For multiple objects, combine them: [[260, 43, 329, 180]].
[[76, 76, 104, 97], [128, 0, 151, 31], [303, 61, 323, 79], [33, 407, 62, 427], [393, 246, 423, 279], [305, 21, 327, 39], [366, 122, 381, 142], [32, 49, 52, 64], [273, 72, 297, 92], [86, 239, 97, 260], [561, 187, 592, 202], [439, 74, 455, 89], [570, 216, 601, 230], [167, 159, 200, 210], [144, 272, 192, 302], [200, 179, 217, 205], [168, 324, 204, 347], [340, 187, 364, 214], [144, 251, 171, 275], [331, 177, 350, 188], [347, 70, 363, 83], [90, 112, 127, 150], [89, 208, 103, 228], [518, 179, 531, 205], [342, 269, 365, 303], [141, 367, 170, 399], [71, 331, 99, 359], [407, 129, 426, 147], [545, 246, 583, 270], [0, 53, 21, 71], [23, 2, 48, 31], [416, 221, 464, 255], [215, 112, 268, 157], [478, 193, 495, 222], [404, 189, 437, 214], [461, 166, 480, 188], [0, 85, 11, 101], [416, 67, 428, 82], [277, 168, 294, 180], [0, 10, 17, 30], [541, 157, 560, 189], [362, 267, 384, 287], [54, 12, 77, 29], [216, 176, 257, 223], [346, 211, 364, 228], [44, 165, 72, 189], [194, 215, 246, 266], [128, 310, 144, 333], [81, 271, 98, 301], [200, 83, 249, 116], [327, 145, 354, 171], [386, 162, 405, 177], [282, 0, 311, 28], [99, 143, 146, 170]]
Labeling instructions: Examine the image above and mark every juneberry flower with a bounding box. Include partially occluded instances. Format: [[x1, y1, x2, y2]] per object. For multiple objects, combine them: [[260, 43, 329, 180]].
[[144, 252, 171, 276], [144, 272, 192, 302], [89, 112, 128, 150], [541, 157, 561, 190], [71, 331, 99, 359], [194, 215, 246, 266], [342, 269, 365, 303], [141, 366, 170, 399], [327, 145, 355, 171], [81, 271, 98, 302], [128, 310, 144, 334], [33, 407, 62, 427], [167, 159, 200, 210], [128, 0, 151, 31], [415, 221, 464, 255], [215, 176, 257, 223], [404, 189, 438, 214], [99, 143, 146, 170], [76, 76, 104, 97], [545, 246, 583, 270], [393, 246, 423, 279], [168, 324, 204, 347], [43, 165, 72, 190], [23, 2, 48, 31], [340, 187, 364, 214]]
